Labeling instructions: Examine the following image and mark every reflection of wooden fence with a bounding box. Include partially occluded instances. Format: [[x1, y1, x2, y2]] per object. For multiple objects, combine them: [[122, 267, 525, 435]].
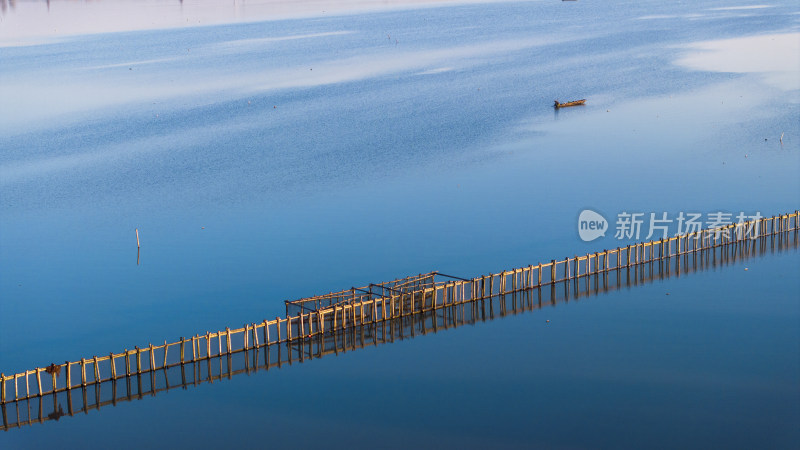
[[1, 217, 798, 431], [1, 212, 798, 411]]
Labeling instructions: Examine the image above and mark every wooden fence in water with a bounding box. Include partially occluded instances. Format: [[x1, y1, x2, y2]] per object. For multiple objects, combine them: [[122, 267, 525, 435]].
[[1, 213, 798, 431]]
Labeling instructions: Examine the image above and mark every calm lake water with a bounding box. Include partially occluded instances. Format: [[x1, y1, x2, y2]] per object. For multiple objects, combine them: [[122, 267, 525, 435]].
[[1, 0, 799, 448]]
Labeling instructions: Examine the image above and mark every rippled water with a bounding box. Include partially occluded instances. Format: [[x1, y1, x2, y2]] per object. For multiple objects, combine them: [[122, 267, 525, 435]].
[[1, 0, 798, 447]]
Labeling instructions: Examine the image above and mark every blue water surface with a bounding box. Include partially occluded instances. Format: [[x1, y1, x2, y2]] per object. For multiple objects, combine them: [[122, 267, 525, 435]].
[[1, 0, 799, 447]]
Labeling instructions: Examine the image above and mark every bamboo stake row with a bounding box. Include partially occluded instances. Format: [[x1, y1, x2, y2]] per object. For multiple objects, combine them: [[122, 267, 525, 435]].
[[1, 211, 797, 406], [3, 224, 797, 432]]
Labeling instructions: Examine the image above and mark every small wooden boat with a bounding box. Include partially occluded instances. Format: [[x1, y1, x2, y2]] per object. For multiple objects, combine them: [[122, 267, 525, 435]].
[[554, 99, 586, 108]]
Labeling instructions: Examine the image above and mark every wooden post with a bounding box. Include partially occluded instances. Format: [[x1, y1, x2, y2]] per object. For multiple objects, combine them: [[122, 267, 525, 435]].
[[163, 341, 169, 368], [81, 359, 87, 386], [398, 293, 403, 317], [265, 320, 271, 344], [537, 264, 542, 287], [299, 314, 305, 338], [1, 373, 5, 403], [125, 350, 131, 377], [136, 347, 142, 373], [66, 361, 72, 388], [136, 228, 140, 248], [206, 333, 211, 358], [94, 356, 101, 382], [226, 328, 232, 354], [191, 337, 197, 361], [276, 318, 282, 343], [244, 325, 250, 349], [253, 324, 259, 347], [550, 260, 556, 283], [36, 369, 42, 396], [110, 353, 117, 379], [180, 338, 185, 364]]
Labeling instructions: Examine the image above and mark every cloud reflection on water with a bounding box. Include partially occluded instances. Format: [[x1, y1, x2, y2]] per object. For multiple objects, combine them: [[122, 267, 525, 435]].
[[675, 32, 800, 91]]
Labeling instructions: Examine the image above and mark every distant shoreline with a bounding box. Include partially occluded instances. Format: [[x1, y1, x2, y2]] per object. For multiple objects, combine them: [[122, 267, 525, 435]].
[[0, 0, 517, 45]]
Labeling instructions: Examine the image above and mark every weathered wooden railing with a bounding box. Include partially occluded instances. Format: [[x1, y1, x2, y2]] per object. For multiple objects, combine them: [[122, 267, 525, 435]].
[[284, 272, 437, 316], [0, 211, 799, 424], [0, 213, 798, 431]]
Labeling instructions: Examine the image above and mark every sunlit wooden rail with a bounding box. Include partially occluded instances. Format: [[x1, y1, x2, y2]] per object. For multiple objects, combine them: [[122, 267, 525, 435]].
[[1, 215, 798, 431], [284, 272, 438, 316]]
